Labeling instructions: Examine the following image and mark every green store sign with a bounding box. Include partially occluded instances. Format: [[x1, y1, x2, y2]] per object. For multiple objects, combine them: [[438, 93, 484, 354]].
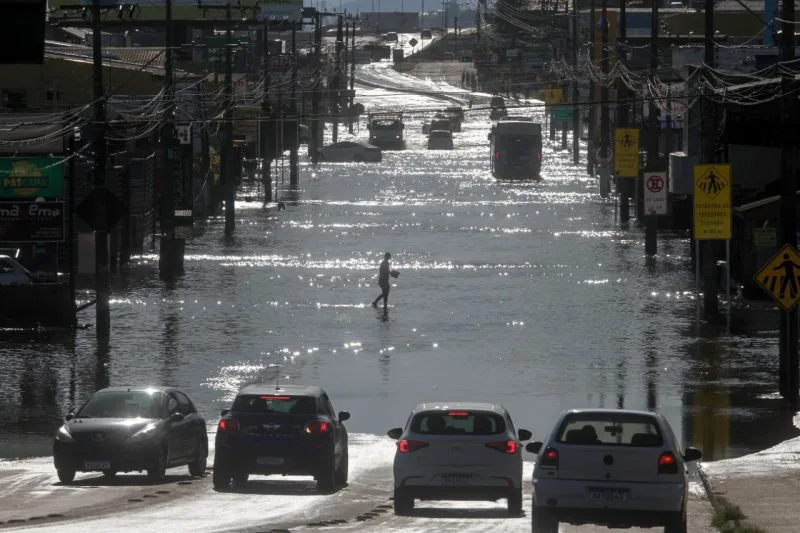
[[0, 158, 64, 198]]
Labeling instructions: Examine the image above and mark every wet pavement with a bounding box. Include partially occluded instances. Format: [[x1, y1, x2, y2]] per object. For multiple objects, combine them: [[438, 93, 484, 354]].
[[1, 60, 798, 472]]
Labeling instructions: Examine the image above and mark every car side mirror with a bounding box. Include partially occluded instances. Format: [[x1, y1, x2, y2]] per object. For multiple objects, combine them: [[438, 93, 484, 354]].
[[65, 413, 74, 421], [526, 441, 543, 454], [683, 447, 702, 462], [169, 412, 185, 422], [338, 410, 351, 422], [518, 429, 532, 441], [387, 427, 403, 439], [220, 409, 229, 417]]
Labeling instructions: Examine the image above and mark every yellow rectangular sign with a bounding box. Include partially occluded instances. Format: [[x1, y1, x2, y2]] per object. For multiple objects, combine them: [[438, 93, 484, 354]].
[[614, 128, 640, 177], [693, 164, 732, 240], [542, 88, 563, 106]]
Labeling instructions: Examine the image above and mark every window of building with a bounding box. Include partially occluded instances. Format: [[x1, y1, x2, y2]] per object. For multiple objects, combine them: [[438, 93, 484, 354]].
[[2, 89, 27, 109]]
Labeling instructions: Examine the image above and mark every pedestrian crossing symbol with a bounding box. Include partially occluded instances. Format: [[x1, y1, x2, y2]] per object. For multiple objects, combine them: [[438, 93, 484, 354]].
[[754, 244, 800, 311], [696, 166, 728, 199]]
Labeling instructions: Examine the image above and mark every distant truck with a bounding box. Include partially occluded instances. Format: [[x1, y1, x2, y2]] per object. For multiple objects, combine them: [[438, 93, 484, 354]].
[[367, 112, 405, 150]]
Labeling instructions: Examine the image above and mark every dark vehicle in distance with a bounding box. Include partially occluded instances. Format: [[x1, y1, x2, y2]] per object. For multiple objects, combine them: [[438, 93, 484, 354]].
[[421, 29, 432, 39], [213, 384, 350, 492], [489, 96, 508, 120], [53, 386, 208, 483], [489, 119, 543, 179], [444, 106, 464, 132], [427, 130, 454, 150]]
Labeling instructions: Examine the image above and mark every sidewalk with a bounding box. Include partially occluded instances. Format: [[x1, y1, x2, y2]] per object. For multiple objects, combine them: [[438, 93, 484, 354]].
[[701, 437, 800, 533]]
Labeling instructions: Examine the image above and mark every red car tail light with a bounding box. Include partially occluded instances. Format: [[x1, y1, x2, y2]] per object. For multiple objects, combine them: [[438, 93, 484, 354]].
[[448, 411, 469, 417], [658, 451, 678, 474], [218, 419, 239, 432], [398, 440, 429, 453], [540, 447, 559, 468], [304, 421, 330, 435], [536, 152, 542, 162], [486, 440, 518, 454], [495, 151, 501, 160]]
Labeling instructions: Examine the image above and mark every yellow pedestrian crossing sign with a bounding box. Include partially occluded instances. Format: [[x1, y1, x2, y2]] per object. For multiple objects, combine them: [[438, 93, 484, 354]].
[[693, 164, 731, 240], [754, 244, 800, 311], [542, 88, 563, 105]]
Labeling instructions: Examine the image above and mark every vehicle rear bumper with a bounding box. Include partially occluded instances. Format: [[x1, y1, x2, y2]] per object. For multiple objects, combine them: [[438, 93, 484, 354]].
[[401, 484, 515, 501], [536, 506, 679, 528], [533, 477, 684, 514], [214, 444, 331, 475], [53, 440, 159, 472]]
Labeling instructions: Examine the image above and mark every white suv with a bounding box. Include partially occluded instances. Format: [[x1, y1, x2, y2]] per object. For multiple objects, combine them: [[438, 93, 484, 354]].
[[387, 402, 531, 515], [529, 408, 702, 533]]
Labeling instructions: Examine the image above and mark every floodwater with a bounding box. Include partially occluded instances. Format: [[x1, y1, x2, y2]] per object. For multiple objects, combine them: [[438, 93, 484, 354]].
[[1, 65, 797, 464]]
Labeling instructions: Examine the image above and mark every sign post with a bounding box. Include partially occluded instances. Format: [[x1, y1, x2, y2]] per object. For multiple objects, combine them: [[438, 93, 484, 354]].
[[693, 163, 733, 323]]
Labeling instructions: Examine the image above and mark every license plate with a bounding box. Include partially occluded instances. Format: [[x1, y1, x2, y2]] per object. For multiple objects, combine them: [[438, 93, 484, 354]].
[[442, 475, 472, 486], [256, 456, 284, 466], [84, 461, 111, 470], [586, 487, 629, 501]]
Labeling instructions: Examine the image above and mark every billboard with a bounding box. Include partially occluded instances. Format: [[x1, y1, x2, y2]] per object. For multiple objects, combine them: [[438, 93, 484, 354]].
[[0, 201, 65, 242], [0, 158, 64, 198]]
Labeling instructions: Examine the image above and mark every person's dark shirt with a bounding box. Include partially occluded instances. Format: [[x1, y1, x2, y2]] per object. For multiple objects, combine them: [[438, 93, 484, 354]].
[[379, 259, 390, 286]]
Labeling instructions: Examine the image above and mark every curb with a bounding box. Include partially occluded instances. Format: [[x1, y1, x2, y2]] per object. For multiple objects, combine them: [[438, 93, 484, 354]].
[[697, 465, 720, 509]]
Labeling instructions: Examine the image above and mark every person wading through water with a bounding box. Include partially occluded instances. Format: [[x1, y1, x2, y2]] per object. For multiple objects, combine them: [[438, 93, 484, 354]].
[[372, 252, 399, 314]]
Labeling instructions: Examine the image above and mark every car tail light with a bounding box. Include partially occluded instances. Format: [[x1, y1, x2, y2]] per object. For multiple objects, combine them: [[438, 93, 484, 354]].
[[486, 440, 518, 454], [495, 151, 501, 160], [304, 421, 330, 435], [540, 447, 559, 468], [658, 451, 678, 474], [397, 440, 429, 453], [448, 411, 469, 417], [218, 419, 239, 432], [537, 152, 542, 162]]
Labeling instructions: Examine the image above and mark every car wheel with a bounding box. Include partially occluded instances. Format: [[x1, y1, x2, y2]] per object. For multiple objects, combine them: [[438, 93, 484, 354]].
[[532, 506, 558, 533], [316, 454, 336, 492], [334, 451, 348, 487], [188, 438, 207, 477], [212, 463, 232, 491], [393, 487, 414, 515], [57, 468, 75, 484], [664, 510, 687, 533], [102, 469, 117, 480], [232, 471, 249, 489], [147, 444, 167, 482], [507, 488, 523, 515]]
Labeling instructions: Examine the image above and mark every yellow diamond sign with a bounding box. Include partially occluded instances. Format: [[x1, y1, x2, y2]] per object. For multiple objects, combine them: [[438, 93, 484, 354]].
[[754, 244, 800, 311]]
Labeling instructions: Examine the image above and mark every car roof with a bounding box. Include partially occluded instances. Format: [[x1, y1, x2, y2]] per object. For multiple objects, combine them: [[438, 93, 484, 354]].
[[412, 402, 507, 414], [560, 408, 662, 419], [95, 386, 176, 394], [430, 130, 451, 135], [238, 383, 324, 397]]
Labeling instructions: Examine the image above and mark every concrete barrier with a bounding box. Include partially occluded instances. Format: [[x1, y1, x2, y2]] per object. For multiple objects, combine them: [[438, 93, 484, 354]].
[[0, 283, 74, 327]]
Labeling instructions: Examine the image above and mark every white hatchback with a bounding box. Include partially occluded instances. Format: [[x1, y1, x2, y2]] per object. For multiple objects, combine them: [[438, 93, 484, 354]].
[[529, 408, 702, 533], [387, 402, 531, 515]]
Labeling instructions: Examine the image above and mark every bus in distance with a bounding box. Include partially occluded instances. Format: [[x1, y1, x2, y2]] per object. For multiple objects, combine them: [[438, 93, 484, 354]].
[[488, 119, 543, 179]]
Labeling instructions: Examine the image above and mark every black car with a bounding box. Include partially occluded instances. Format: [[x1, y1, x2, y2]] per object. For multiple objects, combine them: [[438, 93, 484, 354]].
[[53, 386, 208, 484], [213, 384, 350, 492]]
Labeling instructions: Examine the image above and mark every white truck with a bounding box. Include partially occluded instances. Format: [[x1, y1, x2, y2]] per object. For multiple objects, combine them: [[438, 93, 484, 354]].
[[367, 112, 405, 150]]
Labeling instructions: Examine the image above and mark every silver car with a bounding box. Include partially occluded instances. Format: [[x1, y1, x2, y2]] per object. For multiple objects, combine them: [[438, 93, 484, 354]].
[[0, 255, 33, 285], [317, 141, 382, 162], [529, 408, 702, 533], [387, 402, 531, 515]]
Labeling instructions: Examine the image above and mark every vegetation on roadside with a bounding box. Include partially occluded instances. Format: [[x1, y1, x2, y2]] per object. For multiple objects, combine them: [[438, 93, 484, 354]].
[[710, 496, 768, 533]]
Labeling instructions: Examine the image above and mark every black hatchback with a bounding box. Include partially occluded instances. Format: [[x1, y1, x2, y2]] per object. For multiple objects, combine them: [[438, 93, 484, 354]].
[[213, 384, 350, 492], [53, 386, 208, 483]]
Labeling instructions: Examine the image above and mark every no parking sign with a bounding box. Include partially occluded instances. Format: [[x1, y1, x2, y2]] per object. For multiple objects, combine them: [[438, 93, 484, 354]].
[[643, 171, 667, 215]]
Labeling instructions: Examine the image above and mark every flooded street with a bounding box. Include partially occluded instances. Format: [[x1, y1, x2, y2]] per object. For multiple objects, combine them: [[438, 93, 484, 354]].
[[1, 64, 796, 467]]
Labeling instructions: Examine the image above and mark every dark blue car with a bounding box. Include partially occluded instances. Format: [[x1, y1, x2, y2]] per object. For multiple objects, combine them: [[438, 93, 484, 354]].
[[212, 384, 350, 492]]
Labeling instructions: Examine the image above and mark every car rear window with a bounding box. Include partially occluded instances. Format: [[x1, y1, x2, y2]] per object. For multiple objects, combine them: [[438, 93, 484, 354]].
[[555, 413, 664, 446], [410, 410, 506, 435], [232, 394, 317, 415], [431, 131, 450, 138]]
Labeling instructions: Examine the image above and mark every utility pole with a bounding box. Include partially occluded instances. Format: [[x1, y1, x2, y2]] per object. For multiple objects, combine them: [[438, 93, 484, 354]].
[[311, 14, 322, 163], [779, 0, 798, 400], [349, 15, 356, 134], [644, 0, 660, 254], [223, 5, 235, 235], [159, 0, 184, 278], [617, 0, 630, 223], [333, 14, 344, 144], [587, 0, 596, 176], [700, 0, 718, 314], [261, 22, 272, 203], [599, 0, 610, 198], [572, 0, 579, 165], [290, 26, 299, 187], [91, 0, 110, 337]]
